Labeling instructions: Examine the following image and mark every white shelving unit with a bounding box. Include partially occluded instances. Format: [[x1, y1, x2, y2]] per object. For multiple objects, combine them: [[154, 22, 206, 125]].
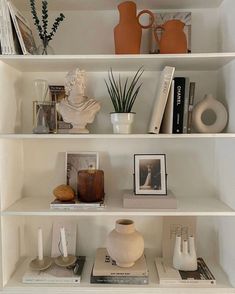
[[1, 0, 235, 293]]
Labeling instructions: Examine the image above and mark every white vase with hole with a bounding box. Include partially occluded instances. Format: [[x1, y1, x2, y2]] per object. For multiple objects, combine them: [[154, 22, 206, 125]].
[[106, 219, 144, 267], [192, 94, 228, 133], [110, 113, 135, 134]]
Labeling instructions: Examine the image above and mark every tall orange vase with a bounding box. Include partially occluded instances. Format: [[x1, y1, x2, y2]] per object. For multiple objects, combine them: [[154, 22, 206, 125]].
[[114, 1, 154, 54]]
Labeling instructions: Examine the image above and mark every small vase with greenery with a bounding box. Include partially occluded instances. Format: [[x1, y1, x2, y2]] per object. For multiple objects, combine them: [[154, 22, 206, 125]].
[[30, 0, 65, 55], [105, 67, 144, 134]]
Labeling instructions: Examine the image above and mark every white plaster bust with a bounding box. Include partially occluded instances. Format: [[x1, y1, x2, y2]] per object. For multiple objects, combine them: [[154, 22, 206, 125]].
[[57, 68, 101, 133]]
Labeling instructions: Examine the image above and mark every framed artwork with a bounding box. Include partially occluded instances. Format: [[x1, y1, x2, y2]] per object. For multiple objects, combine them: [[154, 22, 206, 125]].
[[134, 154, 167, 195], [65, 152, 99, 195]]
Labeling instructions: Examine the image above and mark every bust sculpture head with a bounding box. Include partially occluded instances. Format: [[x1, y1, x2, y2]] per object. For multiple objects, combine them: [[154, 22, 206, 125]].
[[56, 68, 101, 133]]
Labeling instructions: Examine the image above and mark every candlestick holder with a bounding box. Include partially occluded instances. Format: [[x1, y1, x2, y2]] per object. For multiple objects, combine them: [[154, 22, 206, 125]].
[[29, 256, 53, 271], [54, 255, 77, 267]]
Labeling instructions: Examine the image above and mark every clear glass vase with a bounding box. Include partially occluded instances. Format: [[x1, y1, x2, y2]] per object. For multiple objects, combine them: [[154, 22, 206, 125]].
[[37, 42, 55, 55]]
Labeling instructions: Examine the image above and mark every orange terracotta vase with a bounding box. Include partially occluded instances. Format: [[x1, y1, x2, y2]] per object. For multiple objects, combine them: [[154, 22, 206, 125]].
[[154, 19, 187, 54], [114, 1, 154, 54]]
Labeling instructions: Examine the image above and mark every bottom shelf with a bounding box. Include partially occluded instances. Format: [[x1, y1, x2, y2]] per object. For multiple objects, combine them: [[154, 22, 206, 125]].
[[4, 252, 233, 294]]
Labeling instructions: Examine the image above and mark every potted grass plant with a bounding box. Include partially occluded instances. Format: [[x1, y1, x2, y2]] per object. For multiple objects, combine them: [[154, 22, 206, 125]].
[[105, 67, 144, 134]]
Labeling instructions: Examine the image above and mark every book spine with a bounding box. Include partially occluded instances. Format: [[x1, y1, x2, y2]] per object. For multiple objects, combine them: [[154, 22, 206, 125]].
[[0, 1, 3, 54], [173, 77, 186, 134], [90, 275, 148, 285], [182, 78, 190, 134], [148, 66, 175, 134], [4, 0, 15, 54], [23, 277, 81, 284], [159, 279, 216, 285], [1, 0, 9, 54], [187, 82, 196, 133]]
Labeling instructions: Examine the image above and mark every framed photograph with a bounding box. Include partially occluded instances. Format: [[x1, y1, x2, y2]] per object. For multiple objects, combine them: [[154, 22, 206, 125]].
[[66, 152, 99, 195], [134, 154, 167, 195]]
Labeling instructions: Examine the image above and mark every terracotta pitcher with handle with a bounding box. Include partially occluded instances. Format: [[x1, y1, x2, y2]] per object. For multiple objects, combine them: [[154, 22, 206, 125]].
[[114, 1, 154, 54], [154, 19, 187, 54]]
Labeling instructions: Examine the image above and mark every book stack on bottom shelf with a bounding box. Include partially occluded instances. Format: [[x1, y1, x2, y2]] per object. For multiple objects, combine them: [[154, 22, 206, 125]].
[[90, 248, 149, 285]]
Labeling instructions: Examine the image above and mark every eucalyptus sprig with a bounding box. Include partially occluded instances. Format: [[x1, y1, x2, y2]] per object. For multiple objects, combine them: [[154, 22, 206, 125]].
[[105, 67, 144, 113], [29, 0, 65, 46]]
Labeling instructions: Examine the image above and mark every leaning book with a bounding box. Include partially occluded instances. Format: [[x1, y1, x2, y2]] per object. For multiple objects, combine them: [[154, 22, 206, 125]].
[[155, 257, 216, 285]]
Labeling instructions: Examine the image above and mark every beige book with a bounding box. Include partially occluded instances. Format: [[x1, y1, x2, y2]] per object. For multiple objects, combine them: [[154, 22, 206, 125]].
[[93, 248, 148, 276]]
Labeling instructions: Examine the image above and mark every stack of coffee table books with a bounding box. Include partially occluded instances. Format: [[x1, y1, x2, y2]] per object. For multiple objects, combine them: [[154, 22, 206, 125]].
[[50, 199, 105, 210], [90, 248, 149, 285], [23, 256, 86, 284], [155, 257, 216, 286]]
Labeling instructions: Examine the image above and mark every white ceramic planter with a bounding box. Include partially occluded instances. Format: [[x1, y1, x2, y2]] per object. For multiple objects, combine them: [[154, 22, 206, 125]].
[[110, 113, 135, 134], [107, 219, 144, 267]]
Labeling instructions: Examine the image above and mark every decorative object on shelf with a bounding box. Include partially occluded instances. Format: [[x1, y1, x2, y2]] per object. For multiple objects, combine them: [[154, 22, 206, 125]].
[[55, 227, 77, 267], [154, 20, 187, 54], [53, 185, 75, 202], [77, 169, 104, 203], [29, 0, 65, 55], [173, 235, 197, 271], [192, 94, 228, 133], [33, 79, 57, 134], [57, 68, 101, 133], [29, 227, 53, 271], [149, 12, 191, 54], [107, 219, 144, 268], [66, 152, 99, 196], [134, 154, 167, 195], [105, 67, 144, 134], [7, 1, 37, 55], [114, 1, 154, 54], [49, 85, 72, 132]]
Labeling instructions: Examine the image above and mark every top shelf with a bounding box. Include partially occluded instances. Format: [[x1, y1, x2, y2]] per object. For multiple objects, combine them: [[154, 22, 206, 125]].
[[1, 53, 235, 72], [12, 0, 224, 11]]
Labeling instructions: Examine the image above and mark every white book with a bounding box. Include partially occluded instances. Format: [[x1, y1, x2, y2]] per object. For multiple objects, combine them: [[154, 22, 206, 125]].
[[4, 0, 15, 54], [160, 80, 174, 134], [0, 1, 4, 53], [1, 0, 9, 54], [155, 257, 216, 286], [148, 66, 175, 134], [7, 0, 37, 55], [23, 262, 82, 284]]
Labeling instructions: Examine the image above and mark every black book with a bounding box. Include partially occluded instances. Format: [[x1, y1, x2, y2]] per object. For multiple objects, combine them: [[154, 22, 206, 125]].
[[173, 77, 186, 134]]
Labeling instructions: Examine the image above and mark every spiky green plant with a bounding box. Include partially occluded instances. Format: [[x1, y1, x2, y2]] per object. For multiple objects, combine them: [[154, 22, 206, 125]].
[[105, 67, 144, 113]]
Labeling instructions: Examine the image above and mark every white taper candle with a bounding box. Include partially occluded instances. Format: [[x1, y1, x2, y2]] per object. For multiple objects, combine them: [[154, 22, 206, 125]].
[[38, 227, 43, 261], [60, 227, 68, 258]]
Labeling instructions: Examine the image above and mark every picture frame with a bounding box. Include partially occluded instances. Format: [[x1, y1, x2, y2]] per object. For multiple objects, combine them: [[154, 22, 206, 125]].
[[134, 154, 167, 195], [65, 152, 99, 196]]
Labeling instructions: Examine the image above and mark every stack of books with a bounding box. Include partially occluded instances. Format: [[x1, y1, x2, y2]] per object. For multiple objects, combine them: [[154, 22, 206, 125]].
[[90, 248, 149, 285], [23, 256, 86, 284], [155, 257, 216, 285], [148, 66, 196, 134], [50, 199, 105, 210], [0, 0, 37, 55]]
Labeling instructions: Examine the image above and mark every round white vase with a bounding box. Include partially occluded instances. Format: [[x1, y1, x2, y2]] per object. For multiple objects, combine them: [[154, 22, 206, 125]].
[[110, 113, 135, 134], [107, 219, 144, 267], [192, 94, 228, 133]]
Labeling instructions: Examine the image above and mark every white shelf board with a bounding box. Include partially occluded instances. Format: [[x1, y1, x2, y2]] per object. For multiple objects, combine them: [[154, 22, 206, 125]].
[[12, 0, 224, 11], [1, 133, 235, 140], [4, 253, 232, 294], [2, 195, 234, 216], [1, 53, 235, 72]]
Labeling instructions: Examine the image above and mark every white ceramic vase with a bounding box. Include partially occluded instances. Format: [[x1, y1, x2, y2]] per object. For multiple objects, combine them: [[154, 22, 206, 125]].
[[106, 219, 144, 267], [110, 113, 135, 134], [173, 235, 197, 271], [192, 94, 228, 133]]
